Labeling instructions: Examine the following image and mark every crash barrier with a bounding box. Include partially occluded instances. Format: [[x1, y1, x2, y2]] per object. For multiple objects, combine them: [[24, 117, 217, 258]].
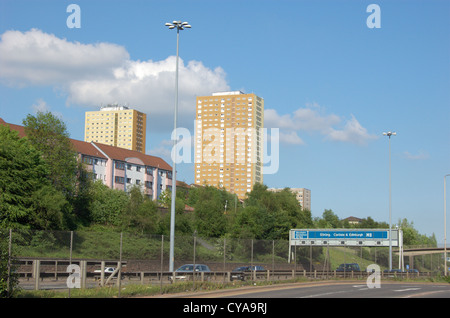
[[13, 257, 431, 291], [2, 229, 444, 293]]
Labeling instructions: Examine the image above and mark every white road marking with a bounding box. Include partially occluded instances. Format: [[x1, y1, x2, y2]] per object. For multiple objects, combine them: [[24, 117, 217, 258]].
[[393, 288, 421, 292]]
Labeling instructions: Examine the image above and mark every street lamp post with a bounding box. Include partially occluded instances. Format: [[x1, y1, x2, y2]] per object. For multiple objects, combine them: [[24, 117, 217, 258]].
[[165, 20, 191, 272], [383, 131, 396, 271], [445, 174, 450, 276]]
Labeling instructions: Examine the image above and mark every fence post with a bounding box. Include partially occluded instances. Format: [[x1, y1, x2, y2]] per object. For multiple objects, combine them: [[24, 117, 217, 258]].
[[272, 240, 275, 275], [7, 229, 12, 297], [80, 260, 87, 289], [251, 239, 254, 268], [193, 232, 197, 289], [68, 231, 73, 298], [33, 260, 40, 290], [223, 238, 226, 283], [101, 261, 105, 286], [160, 235, 164, 293], [118, 232, 123, 298]]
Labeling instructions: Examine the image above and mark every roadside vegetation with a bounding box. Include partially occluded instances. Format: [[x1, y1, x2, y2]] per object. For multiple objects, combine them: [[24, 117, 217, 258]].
[[0, 111, 439, 297]]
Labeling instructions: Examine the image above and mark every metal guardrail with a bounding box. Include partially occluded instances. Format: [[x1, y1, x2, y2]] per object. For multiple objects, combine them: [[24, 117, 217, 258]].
[[16, 259, 432, 291]]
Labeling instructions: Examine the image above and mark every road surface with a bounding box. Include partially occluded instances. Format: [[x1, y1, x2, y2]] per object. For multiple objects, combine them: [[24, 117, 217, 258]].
[[155, 280, 450, 298]]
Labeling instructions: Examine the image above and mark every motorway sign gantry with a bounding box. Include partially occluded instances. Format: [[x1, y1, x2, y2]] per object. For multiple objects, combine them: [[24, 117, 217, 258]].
[[289, 229, 402, 247]]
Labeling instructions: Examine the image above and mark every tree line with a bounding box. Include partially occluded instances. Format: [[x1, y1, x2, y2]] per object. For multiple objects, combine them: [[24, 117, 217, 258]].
[[0, 111, 436, 247], [0, 111, 439, 297]]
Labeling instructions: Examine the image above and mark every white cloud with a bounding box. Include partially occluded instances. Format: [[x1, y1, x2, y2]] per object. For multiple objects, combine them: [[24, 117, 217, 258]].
[[30, 98, 64, 120], [0, 29, 129, 86], [265, 105, 377, 146], [0, 29, 229, 131], [403, 150, 430, 160], [279, 131, 305, 145], [31, 98, 50, 113], [66, 56, 229, 129], [327, 115, 378, 145]]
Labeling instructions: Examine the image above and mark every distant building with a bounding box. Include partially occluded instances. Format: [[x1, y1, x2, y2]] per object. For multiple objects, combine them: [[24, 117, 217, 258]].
[[84, 104, 147, 153], [268, 187, 311, 211], [194, 91, 264, 199], [1, 118, 171, 200], [343, 216, 363, 225]]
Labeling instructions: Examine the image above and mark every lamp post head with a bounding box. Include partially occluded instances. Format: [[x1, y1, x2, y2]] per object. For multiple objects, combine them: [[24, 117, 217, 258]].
[[383, 131, 397, 138], [165, 21, 191, 31]]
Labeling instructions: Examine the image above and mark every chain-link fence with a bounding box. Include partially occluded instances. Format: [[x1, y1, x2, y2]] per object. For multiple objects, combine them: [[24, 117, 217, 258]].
[[1, 228, 446, 295]]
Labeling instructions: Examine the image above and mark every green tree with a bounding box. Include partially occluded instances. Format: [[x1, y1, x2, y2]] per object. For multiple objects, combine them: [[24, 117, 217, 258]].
[[314, 209, 341, 228], [29, 185, 69, 230], [23, 111, 78, 198], [89, 180, 129, 226], [190, 185, 229, 238], [231, 184, 313, 240], [0, 230, 18, 298], [120, 185, 159, 234], [0, 126, 49, 228]]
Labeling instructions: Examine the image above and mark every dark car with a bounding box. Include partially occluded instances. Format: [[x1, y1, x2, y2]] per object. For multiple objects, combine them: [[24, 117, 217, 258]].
[[336, 263, 361, 272], [230, 265, 265, 281], [383, 269, 404, 273]]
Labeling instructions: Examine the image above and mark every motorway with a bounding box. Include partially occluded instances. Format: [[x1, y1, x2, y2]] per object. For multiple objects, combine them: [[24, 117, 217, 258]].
[[156, 281, 450, 298]]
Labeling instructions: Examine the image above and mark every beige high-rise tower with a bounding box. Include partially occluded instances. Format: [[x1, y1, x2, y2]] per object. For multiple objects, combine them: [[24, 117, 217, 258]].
[[194, 91, 264, 199], [84, 104, 147, 153]]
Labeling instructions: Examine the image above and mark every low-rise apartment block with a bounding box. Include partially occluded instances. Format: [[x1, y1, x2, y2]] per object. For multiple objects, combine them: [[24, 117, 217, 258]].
[[1, 118, 171, 200]]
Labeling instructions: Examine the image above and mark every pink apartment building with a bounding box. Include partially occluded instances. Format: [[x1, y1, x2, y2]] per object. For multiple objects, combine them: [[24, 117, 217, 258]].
[[1, 118, 173, 200]]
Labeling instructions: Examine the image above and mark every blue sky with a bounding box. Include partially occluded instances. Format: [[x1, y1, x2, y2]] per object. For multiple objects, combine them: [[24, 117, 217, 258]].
[[0, 0, 449, 243]]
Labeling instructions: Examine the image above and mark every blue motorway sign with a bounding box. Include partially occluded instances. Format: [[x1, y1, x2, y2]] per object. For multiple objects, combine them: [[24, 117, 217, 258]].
[[293, 230, 388, 240], [290, 229, 400, 247]]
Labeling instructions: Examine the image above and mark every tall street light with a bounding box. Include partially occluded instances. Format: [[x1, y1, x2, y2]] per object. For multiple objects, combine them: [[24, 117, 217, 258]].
[[445, 174, 450, 276], [383, 131, 396, 271], [165, 20, 191, 272]]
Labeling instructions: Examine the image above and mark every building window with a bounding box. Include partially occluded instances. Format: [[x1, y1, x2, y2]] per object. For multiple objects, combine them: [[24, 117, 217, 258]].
[[145, 181, 153, 189], [83, 156, 93, 165], [115, 162, 125, 170], [115, 176, 125, 184]]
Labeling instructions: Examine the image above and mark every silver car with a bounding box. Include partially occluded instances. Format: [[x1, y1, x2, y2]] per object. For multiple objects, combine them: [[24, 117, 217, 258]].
[[172, 264, 211, 281]]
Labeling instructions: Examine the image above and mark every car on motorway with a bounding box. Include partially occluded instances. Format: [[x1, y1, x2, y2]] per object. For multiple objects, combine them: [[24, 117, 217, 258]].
[[383, 268, 419, 274], [383, 269, 404, 273], [94, 267, 115, 274], [171, 264, 211, 281], [335, 263, 361, 272], [230, 265, 266, 281]]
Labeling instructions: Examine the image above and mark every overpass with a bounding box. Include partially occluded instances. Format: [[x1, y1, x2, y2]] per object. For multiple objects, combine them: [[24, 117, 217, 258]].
[[396, 247, 449, 257]]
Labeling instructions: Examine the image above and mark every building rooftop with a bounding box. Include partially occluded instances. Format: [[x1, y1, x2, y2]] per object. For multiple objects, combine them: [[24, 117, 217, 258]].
[[0, 117, 171, 171], [212, 91, 245, 96], [99, 104, 130, 111]]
